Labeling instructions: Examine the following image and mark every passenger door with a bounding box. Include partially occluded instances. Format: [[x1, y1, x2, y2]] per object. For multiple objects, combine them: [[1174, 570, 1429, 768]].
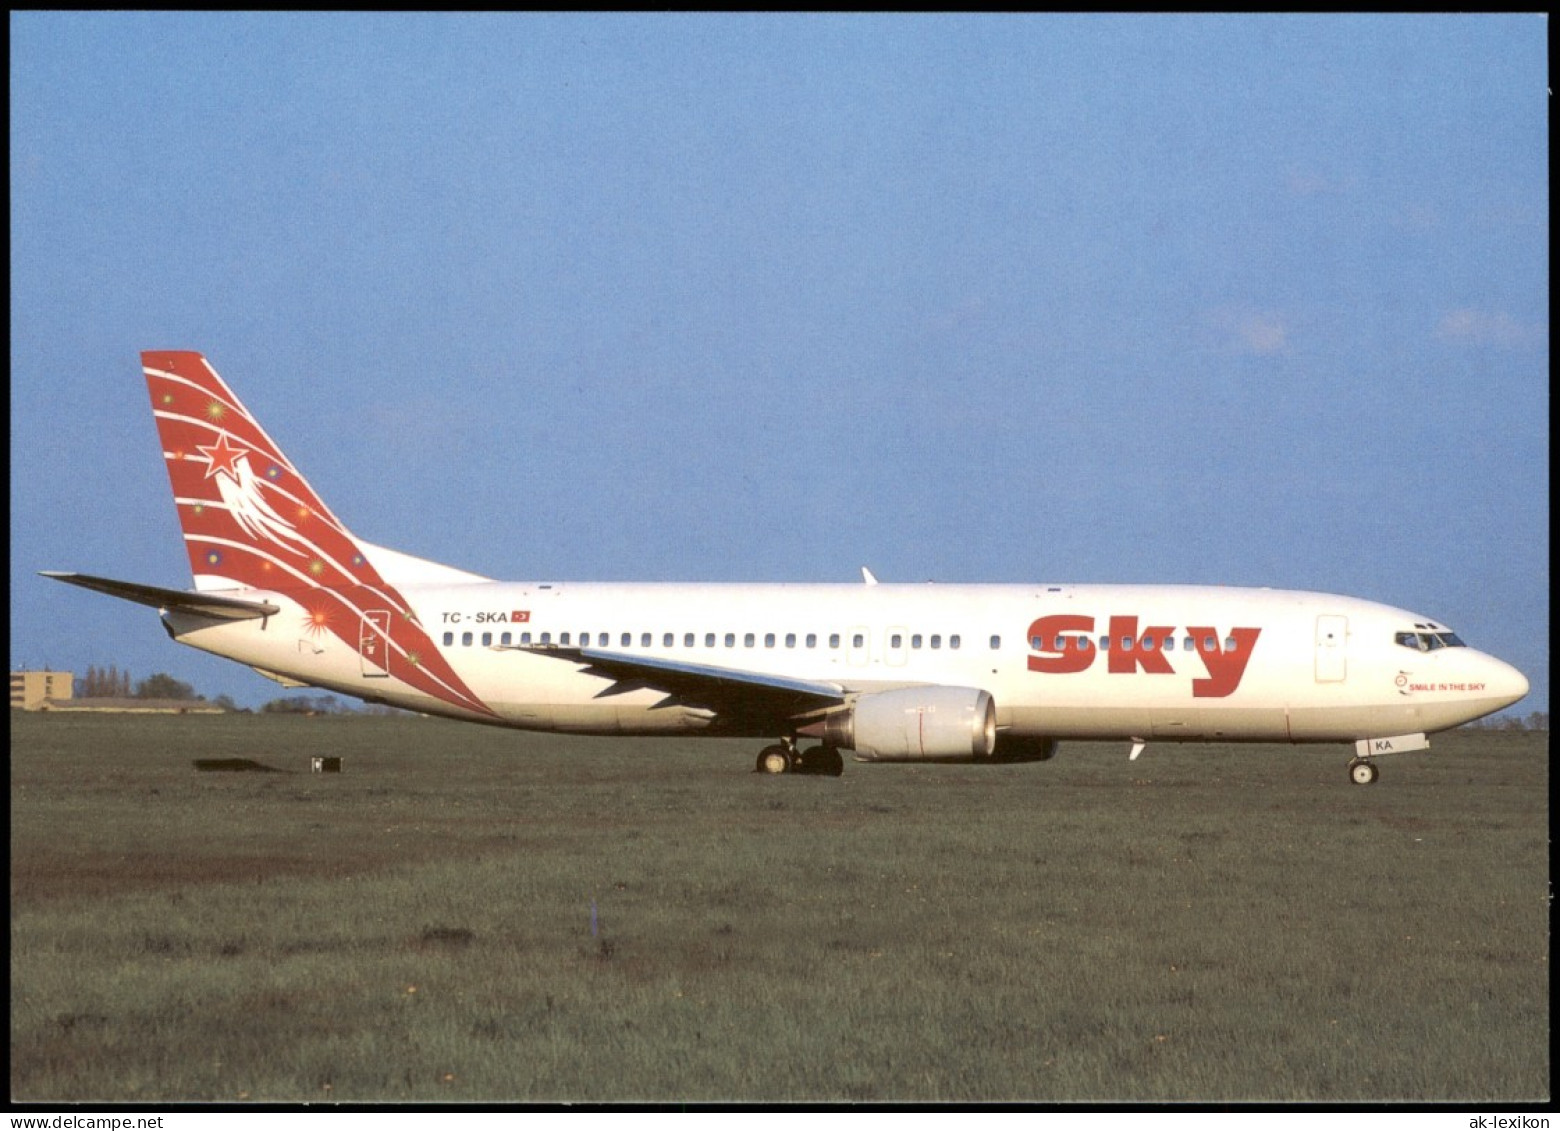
[[1314, 615, 1347, 683]]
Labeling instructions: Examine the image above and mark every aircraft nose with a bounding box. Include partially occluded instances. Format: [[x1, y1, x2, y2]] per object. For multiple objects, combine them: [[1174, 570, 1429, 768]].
[[1484, 656, 1530, 711]]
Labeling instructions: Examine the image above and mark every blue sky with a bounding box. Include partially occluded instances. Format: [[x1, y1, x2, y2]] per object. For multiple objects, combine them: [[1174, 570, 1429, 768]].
[[11, 13, 1548, 713]]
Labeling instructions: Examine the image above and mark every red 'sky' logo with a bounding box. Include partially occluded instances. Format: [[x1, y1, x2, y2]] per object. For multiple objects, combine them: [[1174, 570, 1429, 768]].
[[1024, 615, 1261, 698]]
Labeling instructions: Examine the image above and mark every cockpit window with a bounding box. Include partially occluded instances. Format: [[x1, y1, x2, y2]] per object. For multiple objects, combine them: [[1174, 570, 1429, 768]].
[[1394, 631, 1467, 652]]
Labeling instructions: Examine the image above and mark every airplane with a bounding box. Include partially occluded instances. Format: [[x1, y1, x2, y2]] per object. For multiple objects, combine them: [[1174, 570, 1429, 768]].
[[44, 351, 1529, 785]]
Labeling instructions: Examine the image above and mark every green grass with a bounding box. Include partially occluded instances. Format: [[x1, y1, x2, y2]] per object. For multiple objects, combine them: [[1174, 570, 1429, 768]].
[[9, 713, 1549, 1102]]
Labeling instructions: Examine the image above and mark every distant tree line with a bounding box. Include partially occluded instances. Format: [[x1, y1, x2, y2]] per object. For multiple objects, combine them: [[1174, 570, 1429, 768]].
[[82, 665, 200, 701], [1463, 711, 1548, 732], [261, 694, 345, 715], [77, 666, 424, 716], [80, 665, 411, 715], [259, 695, 413, 716], [80, 664, 133, 698], [134, 672, 198, 700]]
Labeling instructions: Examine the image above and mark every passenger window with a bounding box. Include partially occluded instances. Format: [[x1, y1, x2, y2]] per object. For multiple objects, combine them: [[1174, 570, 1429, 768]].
[[1121, 636, 1133, 651], [765, 633, 776, 648], [501, 632, 511, 646], [830, 634, 841, 649], [521, 632, 532, 645], [930, 635, 941, 650], [641, 633, 652, 648], [539, 632, 551, 644], [560, 633, 571, 646], [706, 633, 716, 647], [1142, 635, 1155, 650], [891, 634, 903, 649], [1183, 636, 1193, 651], [622, 633, 632, 647], [950, 635, 960, 650], [990, 636, 1001, 650], [745, 633, 756, 647], [684, 633, 695, 647], [482, 632, 492, 647], [1163, 637, 1174, 651], [1204, 636, 1216, 651], [853, 633, 865, 648], [785, 633, 796, 648], [1099, 636, 1110, 651], [463, 632, 475, 646], [806, 633, 817, 648], [664, 633, 675, 647], [599, 633, 609, 647], [725, 633, 736, 648], [443, 632, 454, 646], [1224, 636, 1236, 651], [911, 634, 922, 649]]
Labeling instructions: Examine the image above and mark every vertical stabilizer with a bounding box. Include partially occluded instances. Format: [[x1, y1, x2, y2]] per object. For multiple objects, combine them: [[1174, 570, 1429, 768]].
[[140, 351, 495, 718], [144, 350, 385, 594]]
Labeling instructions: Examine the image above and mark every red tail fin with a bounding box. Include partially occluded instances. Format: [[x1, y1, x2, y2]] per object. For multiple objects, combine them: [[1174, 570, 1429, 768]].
[[143, 350, 387, 594], [142, 350, 496, 718]]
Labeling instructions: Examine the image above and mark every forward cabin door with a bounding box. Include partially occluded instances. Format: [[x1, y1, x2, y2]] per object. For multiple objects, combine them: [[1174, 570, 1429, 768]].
[[360, 610, 392, 678], [1314, 615, 1348, 683]]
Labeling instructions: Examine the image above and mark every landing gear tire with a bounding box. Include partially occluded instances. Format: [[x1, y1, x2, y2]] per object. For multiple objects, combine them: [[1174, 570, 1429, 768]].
[[1349, 759, 1379, 786], [757, 745, 793, 775], [796, 746, 845, 777]]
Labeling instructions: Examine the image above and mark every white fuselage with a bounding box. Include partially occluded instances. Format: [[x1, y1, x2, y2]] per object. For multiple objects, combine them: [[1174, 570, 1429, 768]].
[[166, 580, 1529, 744]]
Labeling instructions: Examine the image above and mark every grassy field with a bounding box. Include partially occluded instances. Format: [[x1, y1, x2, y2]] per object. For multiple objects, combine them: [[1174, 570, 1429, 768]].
[[9, 713, 1549, 1104]]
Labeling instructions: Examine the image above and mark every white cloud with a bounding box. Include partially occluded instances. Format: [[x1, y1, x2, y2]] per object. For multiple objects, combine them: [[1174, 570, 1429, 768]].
[[1435, 309, 1547, 350], [1236, 313, 1289, 355], [1208, 309, 1289, 355]]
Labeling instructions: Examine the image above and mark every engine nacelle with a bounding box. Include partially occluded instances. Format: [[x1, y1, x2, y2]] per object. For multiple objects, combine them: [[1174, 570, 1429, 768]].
[[805, 686, 997, 762]]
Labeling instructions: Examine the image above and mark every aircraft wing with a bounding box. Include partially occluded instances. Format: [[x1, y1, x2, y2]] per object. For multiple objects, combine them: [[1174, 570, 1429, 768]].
[[508, 644, 847, 722], [40, 571, 280, 621]]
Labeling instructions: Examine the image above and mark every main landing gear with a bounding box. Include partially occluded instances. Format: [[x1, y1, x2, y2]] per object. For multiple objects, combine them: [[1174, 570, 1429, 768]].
[[1348, 758, 1380, 786], [755, 739, 845, 777]]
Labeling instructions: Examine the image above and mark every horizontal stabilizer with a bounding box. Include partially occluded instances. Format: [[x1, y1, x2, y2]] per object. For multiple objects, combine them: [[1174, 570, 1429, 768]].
[[40, 571, 279, 621]]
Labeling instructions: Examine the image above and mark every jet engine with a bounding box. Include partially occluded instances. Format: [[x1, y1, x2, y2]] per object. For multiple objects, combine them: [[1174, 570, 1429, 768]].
[[802, 687, 996, 762]]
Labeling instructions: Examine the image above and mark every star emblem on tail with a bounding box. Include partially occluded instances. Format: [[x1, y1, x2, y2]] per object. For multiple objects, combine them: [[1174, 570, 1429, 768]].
[[198, 431, 312, 556]]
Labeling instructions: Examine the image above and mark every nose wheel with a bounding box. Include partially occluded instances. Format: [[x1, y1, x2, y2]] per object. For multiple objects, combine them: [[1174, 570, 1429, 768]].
[[1348, 758, 1379, 785]]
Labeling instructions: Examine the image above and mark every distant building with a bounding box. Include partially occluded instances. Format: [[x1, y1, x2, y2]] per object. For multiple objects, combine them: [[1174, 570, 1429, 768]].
[[11, 670, 224, 714], [10, 670, 74, 711], [37, 697, 225, 715]]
